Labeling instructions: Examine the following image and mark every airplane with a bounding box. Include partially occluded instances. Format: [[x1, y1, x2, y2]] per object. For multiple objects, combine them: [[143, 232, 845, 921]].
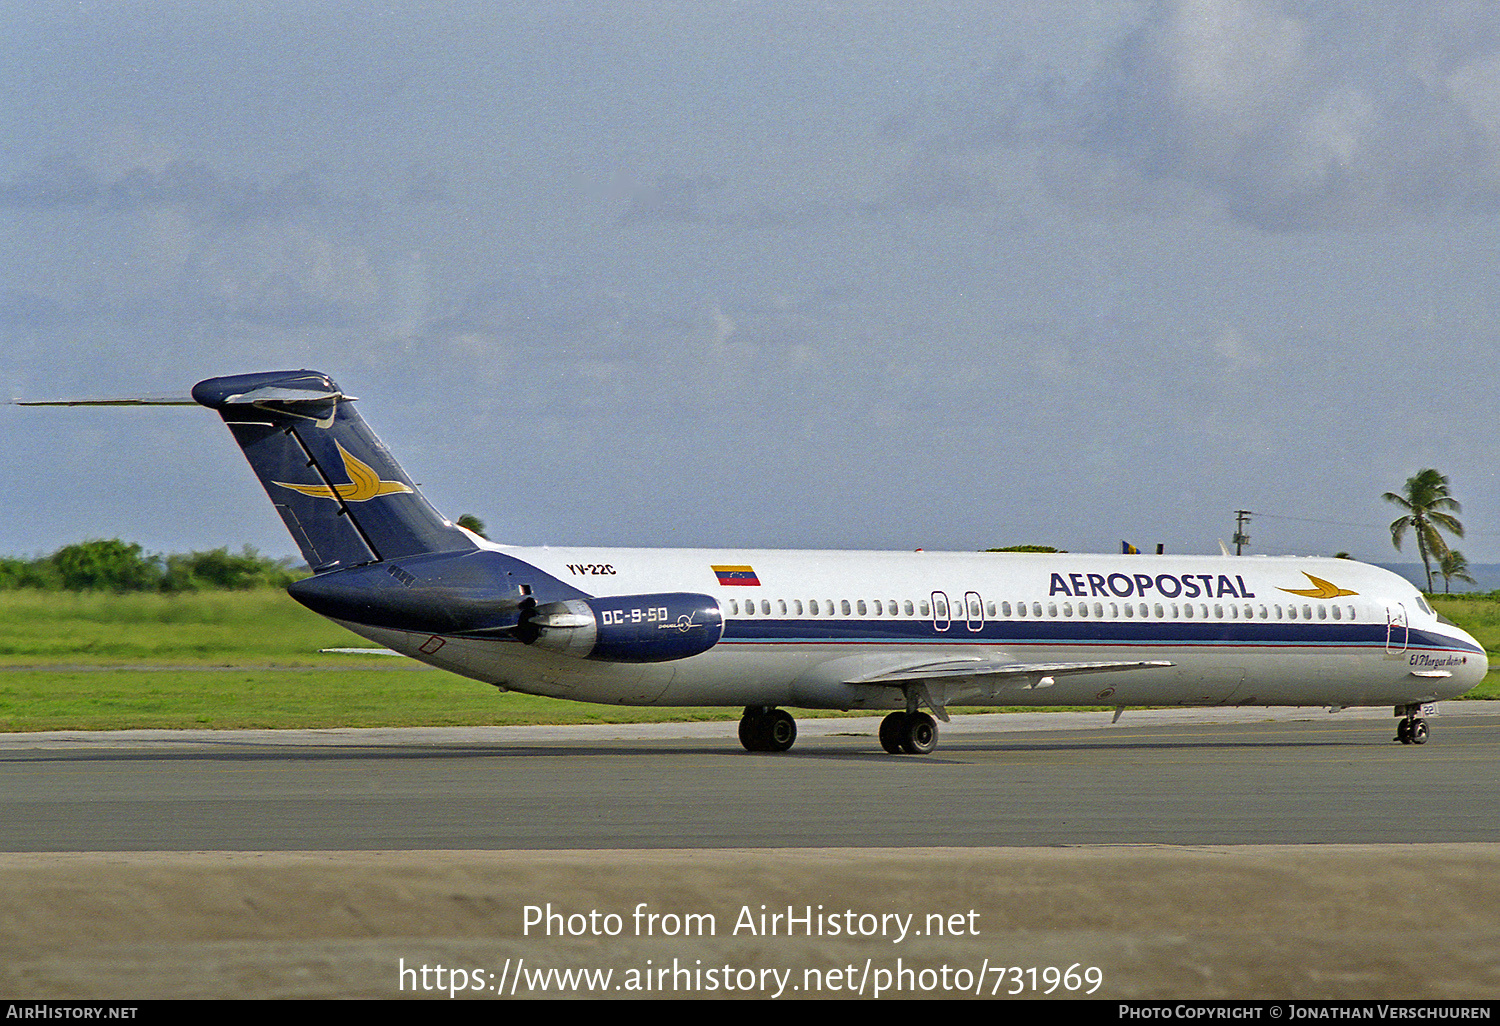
[[30, 368, 1490, 753]]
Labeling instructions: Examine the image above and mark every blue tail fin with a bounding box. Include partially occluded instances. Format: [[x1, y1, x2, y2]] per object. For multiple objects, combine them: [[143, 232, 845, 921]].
[[192, 370, 475, 571]]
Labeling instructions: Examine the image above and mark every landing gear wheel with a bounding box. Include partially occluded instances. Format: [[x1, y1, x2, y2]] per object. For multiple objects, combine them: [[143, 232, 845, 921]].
[[738, 707, 796, 752], [900, 712, 938, 755], [1396, 719, 1413, 744], [879, 712, 908, 754], [764, 709, 797, 752], [1410, 719, 1429, 745], [739, 713, 765, 751]]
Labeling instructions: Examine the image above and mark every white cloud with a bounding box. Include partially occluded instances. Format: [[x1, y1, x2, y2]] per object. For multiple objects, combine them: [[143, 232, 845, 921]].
[[1082, 1, 1500, 228]]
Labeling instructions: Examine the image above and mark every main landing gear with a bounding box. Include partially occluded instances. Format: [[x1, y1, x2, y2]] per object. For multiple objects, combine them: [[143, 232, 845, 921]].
[[738, 687, 943, 756], [879, 711, 938, 755], [739, 706, 797, 752], [1395, 705, 1430, 745]]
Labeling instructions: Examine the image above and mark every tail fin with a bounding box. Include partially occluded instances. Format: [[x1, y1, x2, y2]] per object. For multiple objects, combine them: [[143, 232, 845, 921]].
[[192, 370, 475, 572]]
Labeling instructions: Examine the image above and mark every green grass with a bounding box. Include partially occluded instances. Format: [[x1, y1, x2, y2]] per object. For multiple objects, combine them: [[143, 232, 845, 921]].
[[0, 668, 752, 732], [0, 589, 372, 665], [0, 588, 1495, 731]]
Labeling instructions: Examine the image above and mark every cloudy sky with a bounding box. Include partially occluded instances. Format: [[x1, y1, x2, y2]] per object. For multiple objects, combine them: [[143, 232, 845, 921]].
[[3, 1, 1498, 566]]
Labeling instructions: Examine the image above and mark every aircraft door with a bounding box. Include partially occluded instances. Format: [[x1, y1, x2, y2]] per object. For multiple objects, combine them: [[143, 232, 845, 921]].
[[931, 591, 951, 632], [1386, 604, 1409, 654], [965, 590, 984, 632]]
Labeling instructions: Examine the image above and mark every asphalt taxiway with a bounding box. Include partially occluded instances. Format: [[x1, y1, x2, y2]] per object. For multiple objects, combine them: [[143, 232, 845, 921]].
[[5, 705, 1499, 850]]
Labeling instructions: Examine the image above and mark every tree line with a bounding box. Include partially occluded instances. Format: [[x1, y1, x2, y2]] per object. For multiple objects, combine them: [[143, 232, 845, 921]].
[[0, 539, 305, 593]]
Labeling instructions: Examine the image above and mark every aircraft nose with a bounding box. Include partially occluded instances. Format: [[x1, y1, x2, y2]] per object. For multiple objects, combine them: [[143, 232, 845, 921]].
[[1455, 627, 1489, 691]]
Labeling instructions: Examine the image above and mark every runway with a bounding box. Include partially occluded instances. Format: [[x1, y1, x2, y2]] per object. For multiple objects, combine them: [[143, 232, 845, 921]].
[[5, 705, 1499, 850], [5, 706, 1500, 999]]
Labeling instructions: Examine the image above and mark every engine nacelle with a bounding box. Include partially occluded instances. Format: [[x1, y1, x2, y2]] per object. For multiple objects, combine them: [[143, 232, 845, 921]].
[[526, 592, 724, 663]]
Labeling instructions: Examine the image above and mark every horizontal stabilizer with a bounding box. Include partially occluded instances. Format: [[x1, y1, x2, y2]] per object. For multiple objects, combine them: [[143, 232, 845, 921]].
[[12, 395, 195, 406], [213, 383, 354, 405]]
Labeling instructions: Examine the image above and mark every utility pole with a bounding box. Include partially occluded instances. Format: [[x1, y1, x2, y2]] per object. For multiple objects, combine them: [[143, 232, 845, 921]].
[[1233, 509, 1252, 555]]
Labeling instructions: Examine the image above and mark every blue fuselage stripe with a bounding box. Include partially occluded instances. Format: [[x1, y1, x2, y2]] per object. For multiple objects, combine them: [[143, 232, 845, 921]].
[[718, 619, 1482, 655]]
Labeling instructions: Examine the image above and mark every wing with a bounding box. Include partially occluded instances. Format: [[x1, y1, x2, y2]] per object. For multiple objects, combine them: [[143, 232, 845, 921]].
[[846, 656, 1173, 721]]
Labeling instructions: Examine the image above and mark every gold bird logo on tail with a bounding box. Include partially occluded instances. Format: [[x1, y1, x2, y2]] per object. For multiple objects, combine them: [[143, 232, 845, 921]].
[[1279, 573, 1358, 599], [274, 442, 414, 502]]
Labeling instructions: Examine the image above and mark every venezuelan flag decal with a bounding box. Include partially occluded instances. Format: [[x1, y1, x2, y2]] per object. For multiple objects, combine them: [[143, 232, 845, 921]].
[[713, 565, 761, 587]]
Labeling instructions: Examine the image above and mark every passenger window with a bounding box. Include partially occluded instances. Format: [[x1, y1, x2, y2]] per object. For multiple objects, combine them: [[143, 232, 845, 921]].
[[1154, 603, 1164, 618], [808, 599, 819, 616], [1184, 603, 1193, 618], [986, 601, 996, 617], [1077, 602, 1088, 618], [1303, 604, 1312, 620], [794, 599, 804, 616], [920, 602, 930, 616], [1032, 602, 1043, 617], [841, 600, 852, 616], [1047, 603, 1058, 617], [730, 600, 741, 615], [1094, 602, 1104, 618], [904, 600, 914, 616], [1123, 603, 1134, 618], [1016, 602, 1027, 617]]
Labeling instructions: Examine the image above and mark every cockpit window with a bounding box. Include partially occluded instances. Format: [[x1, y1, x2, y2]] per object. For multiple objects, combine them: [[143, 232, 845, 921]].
[[1414, 595, 1433, 616]]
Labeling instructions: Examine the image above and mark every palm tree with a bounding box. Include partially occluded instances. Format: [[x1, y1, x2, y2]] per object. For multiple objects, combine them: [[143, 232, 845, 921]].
[[1383, 469, 1463, 592], [457, 514, 488, 539], [1438, 550, 1477, 594]]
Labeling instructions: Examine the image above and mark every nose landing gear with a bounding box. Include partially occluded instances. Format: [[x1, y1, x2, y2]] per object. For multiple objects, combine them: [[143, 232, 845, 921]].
[[1395, 705, 1429, 745]]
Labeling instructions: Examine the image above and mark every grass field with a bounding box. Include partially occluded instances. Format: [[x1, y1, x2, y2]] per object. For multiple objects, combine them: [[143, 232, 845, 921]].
[[0, 589, 1495, 731]]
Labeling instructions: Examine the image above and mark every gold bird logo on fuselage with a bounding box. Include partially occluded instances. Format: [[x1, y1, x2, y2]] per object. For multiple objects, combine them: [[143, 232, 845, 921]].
[[274, 442, 414, 502], [1279, 572, 1358, 599]]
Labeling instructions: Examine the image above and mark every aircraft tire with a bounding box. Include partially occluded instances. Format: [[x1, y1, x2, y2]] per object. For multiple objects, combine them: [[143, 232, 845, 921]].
[[1395, 719, 1412, 744], [901, 712, 938, 755], [738, 712, 766, 752], [879, 712, 908, 754], [765, 709, 797, 752], [1411, 719, 1429, 745]]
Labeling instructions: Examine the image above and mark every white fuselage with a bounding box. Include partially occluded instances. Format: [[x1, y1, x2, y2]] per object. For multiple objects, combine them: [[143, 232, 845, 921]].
[[333, 547, 1488, 714]]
